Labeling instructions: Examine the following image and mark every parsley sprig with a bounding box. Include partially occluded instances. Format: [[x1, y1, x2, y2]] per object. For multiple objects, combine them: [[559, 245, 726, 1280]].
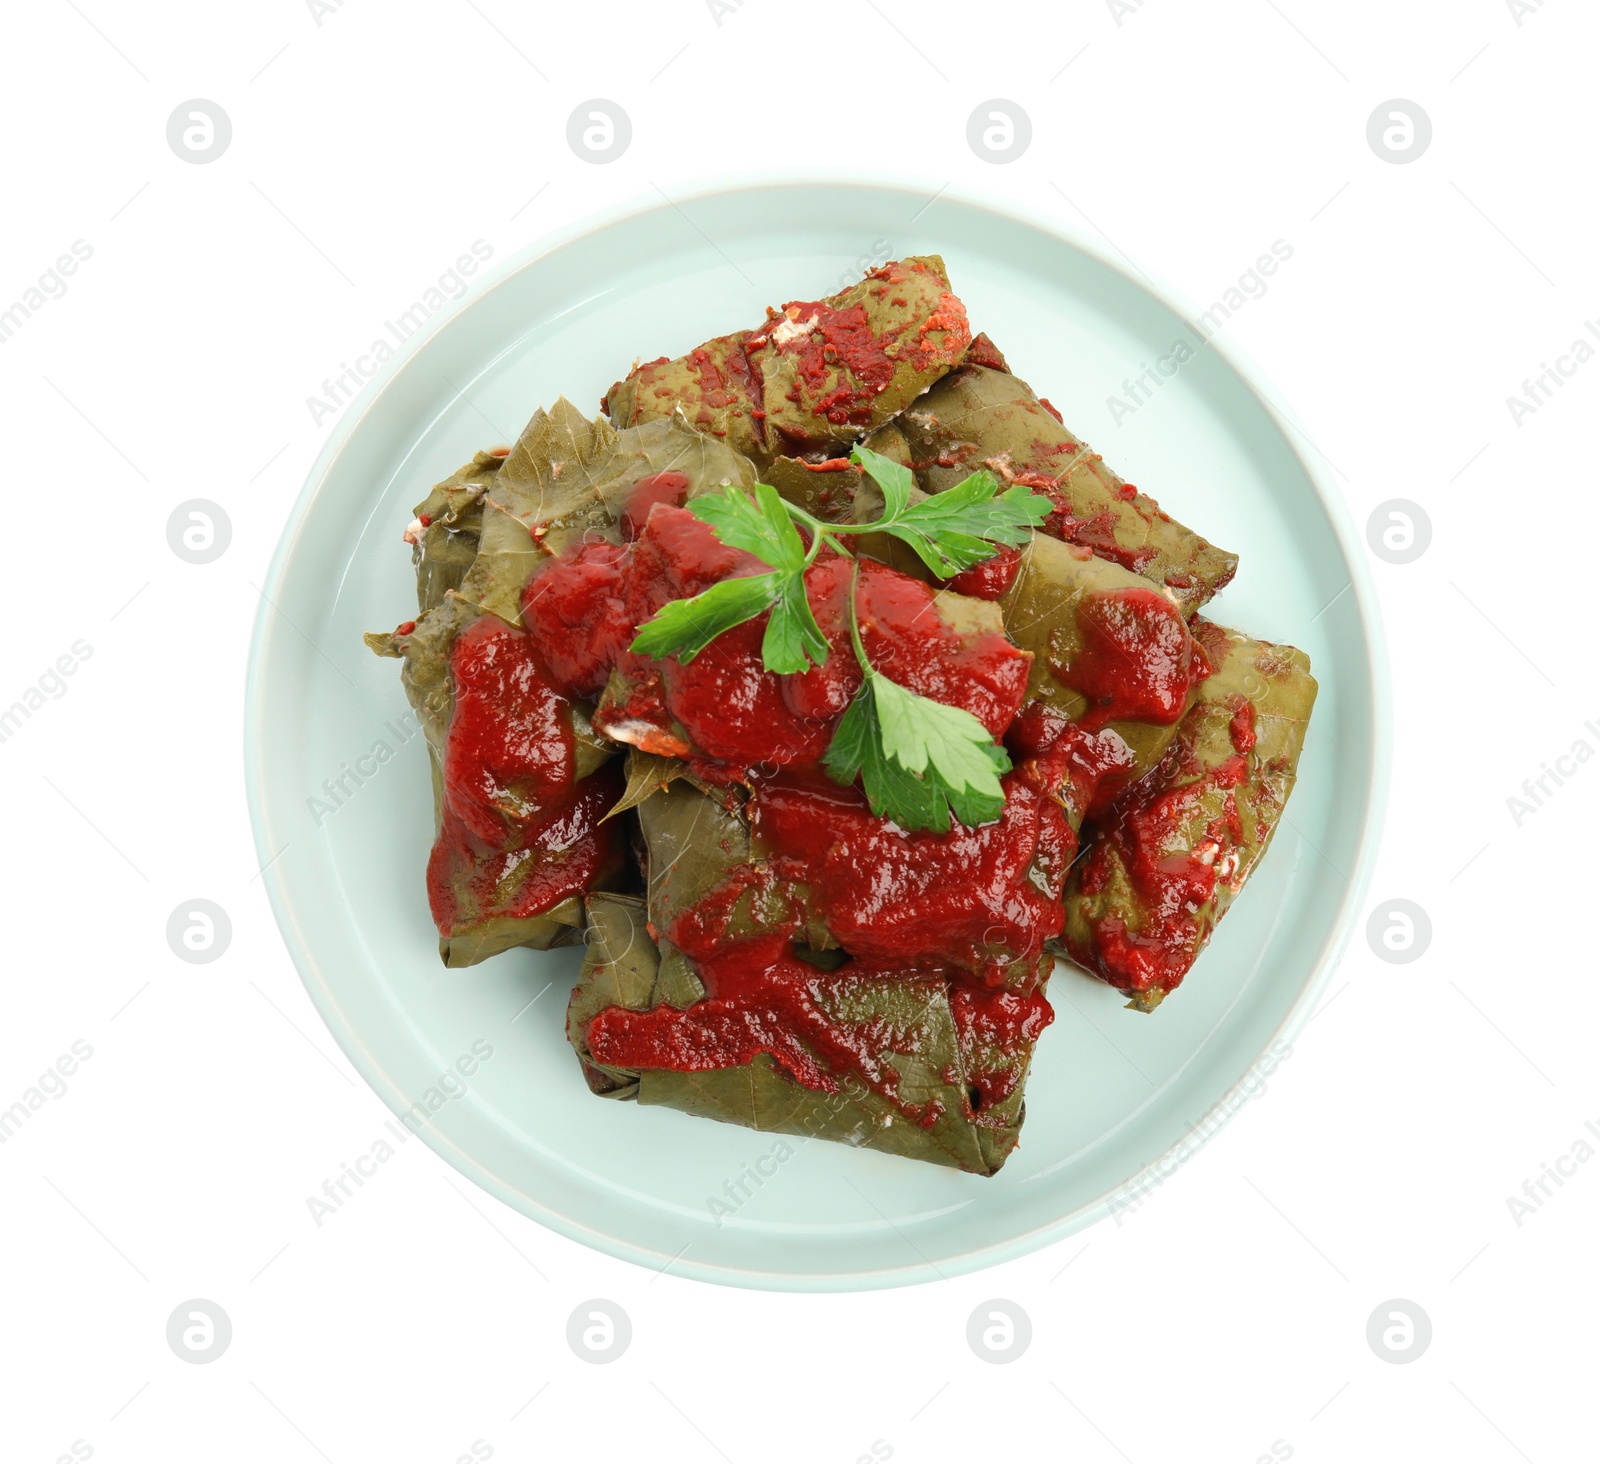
[[628, 444, 1052, 833]]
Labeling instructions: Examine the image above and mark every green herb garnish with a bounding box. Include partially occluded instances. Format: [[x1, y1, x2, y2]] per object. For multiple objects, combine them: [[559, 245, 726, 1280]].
[[628, 445, 1052, 833]]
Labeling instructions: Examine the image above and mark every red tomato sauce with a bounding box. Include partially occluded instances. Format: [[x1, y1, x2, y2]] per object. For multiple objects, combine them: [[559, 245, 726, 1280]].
[[1052, 587, 1209, 729], [427, 763, 624, 936], [1066, 695, 1255, 998]]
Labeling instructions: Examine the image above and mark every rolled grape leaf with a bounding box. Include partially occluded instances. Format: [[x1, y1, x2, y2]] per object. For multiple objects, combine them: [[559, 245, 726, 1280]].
[[632, 977, 1042, 1178], [1058, 619, 1317, 1009], [367, 594, 627, 966], [867, 365, 1237, 613], [364, 597, 616, 819], [820, 480, 1212, 833], [604, 256, 972, 467], [379, 565, 609, 970], [569, 890, 1050, 1176], [999, 531, 1212, 826], [458, 400, 758, 626]]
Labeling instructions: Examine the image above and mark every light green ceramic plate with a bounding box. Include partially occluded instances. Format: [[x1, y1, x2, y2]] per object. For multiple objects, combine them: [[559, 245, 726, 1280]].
[[245, 176, 1387, 1290]]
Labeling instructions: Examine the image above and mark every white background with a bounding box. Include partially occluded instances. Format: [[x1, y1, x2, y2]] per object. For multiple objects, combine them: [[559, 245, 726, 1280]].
[[2, 0, 1594, 1460]]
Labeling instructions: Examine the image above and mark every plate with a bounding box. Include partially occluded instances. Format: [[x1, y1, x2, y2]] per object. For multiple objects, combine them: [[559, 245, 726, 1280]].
[[245, 176, 1387, 1290]]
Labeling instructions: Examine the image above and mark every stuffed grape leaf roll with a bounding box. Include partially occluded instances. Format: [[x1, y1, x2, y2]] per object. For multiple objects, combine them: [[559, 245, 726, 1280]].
[[565, 780, 1055, 1175], [1058, 620, 1317, 1009], [865, 364, 1238, 613], [997, 530, 1213, 827], [603, 257, 972, 468]]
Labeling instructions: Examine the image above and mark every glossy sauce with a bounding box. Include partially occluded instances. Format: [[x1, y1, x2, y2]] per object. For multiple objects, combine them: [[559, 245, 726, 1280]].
[[427, 764, 624, 936], [442, 616, 577, 844], [944, 543, 1022, 600], [1053, 587, 1208, 729]]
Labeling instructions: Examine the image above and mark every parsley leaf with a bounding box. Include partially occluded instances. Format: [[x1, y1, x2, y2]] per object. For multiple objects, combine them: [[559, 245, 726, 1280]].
[[761, 574, 831, 675], [849, 442, 914, 519], [884, 471, 1050, 577], [688, 481, 807, 573], [823, 670, 1010, 834], [629, 571, 783, 662]]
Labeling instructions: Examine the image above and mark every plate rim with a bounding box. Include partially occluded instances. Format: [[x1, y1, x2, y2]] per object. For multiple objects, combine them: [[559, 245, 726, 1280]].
[[244, 170, 1391, 1291]]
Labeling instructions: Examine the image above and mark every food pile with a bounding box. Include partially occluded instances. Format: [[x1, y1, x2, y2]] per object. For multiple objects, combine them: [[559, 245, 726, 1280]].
[[367, 256, 1316, 1174]]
